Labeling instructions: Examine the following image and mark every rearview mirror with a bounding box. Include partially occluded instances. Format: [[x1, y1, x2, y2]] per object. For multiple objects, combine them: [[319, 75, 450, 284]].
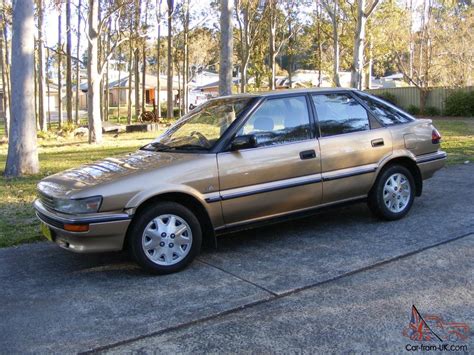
[[230, 134, 257, 151]]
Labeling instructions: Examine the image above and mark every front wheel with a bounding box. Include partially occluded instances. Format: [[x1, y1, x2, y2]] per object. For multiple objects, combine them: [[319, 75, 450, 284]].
[[368, 165, 415, 220], [128, 202, 202, 274]]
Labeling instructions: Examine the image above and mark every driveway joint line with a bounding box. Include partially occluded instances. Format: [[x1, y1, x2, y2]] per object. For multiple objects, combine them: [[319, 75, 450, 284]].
[[79, 230, 473, 354], [196, 258, 279, 297]]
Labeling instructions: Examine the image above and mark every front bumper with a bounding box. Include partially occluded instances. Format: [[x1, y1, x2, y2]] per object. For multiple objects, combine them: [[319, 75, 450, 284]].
[[34, 199, 132, 253], [416, 150, 447, 180]]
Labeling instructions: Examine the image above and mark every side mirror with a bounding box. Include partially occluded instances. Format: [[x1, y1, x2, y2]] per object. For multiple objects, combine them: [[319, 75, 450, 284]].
[[230, 134, 257, 151]]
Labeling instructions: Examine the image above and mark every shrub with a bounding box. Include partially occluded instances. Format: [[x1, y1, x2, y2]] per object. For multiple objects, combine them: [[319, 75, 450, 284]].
[[375, 92, 398, 106], [424, 106, 441, 116], [406, 105, 420, 115], [444, 90, 474, 117]]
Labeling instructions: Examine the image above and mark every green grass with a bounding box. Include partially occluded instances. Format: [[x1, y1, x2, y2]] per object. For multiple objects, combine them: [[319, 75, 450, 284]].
[[0, 117, 472, 248], [433, 117, 474, 165]]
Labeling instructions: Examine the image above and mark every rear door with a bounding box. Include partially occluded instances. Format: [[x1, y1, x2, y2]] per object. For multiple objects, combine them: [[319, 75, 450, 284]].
[[217, 95, 322, 226], [310, 92, 392, 203]]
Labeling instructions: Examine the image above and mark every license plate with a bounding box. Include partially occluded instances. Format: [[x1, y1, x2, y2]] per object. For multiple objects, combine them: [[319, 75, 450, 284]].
[[40, 222, 53, 241]]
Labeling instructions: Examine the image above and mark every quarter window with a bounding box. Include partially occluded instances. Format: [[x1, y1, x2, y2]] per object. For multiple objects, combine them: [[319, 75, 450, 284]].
[[356, 92, 414, 125], [237, 96, 312, 147], [312, 93, 370, 137]]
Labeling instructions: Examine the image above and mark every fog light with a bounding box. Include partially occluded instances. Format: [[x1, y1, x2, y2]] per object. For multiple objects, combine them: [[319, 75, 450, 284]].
[[64, 224, 89, 232]]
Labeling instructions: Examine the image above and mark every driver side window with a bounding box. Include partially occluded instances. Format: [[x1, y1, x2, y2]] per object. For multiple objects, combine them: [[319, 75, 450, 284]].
[[237, 96, 312, 147]]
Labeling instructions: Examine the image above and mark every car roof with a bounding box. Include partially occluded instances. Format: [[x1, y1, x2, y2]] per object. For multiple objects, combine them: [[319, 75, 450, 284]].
[[219, 87, 358, 100]]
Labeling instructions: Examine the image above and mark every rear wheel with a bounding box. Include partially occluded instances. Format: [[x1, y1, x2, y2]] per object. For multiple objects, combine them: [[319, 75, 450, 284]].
[[129, 202, 202, 274], [368, 165, 415, 220]]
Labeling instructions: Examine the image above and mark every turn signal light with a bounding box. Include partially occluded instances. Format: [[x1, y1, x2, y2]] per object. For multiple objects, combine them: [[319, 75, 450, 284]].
[[432, 128, 442, 144], [64, 224, 89, 232]]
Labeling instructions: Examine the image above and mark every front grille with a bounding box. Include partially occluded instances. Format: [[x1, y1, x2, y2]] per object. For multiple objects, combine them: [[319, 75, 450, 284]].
[[38, 191, 55, 211], [36, 211, 64, 229]]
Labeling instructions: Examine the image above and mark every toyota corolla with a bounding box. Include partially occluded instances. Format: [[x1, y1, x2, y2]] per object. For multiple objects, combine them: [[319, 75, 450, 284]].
[[34, 88, 446, 274]]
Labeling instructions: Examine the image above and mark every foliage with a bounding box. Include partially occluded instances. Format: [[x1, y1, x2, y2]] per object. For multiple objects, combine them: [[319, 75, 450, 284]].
[[406, 105, 420, 115], [374, 92, 398, 105], [444, 91, 474, 117], [424, 106, 440, 116]]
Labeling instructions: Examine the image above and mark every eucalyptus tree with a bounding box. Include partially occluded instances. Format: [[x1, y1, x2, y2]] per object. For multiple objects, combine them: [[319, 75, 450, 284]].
[[166, 0, 174, 119], [74, 0, 82, 124], [37, 0, 47, 131], [5, 0, 39, 176], [219, 0, 233, 95], [234, 0, 265, 93], [0, 0, 10, 137], [350, 0, 379, 89], [66, 0, 72, 122]]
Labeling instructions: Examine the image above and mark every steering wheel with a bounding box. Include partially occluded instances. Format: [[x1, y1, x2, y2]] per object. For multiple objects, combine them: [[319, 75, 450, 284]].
[[190, 131, 211, 148]]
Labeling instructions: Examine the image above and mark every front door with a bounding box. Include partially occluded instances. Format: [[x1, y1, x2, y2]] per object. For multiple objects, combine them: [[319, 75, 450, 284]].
[[310, 92, 392, 203], [217, 95, 323, 226]]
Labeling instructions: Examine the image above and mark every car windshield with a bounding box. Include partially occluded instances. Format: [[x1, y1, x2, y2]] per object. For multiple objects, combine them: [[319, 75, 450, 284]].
[[141, 97, 252, 152]]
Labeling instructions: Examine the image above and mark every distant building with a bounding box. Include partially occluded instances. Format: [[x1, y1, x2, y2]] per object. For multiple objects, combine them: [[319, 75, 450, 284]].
[[76, 74, 181, 110]]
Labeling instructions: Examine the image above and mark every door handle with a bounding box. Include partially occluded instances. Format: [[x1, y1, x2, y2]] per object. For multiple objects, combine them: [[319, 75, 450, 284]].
[[371, 138, 384, 147], [299, 150, 316, 160]]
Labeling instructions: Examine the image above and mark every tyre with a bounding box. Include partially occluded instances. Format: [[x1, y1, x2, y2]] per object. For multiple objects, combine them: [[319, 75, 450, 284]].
[[368, 165, 415, 220], [128, 201, 202, 274]]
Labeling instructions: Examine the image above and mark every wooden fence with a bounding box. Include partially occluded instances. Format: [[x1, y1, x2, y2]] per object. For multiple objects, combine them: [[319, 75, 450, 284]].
[[365, 86, 474, 111]]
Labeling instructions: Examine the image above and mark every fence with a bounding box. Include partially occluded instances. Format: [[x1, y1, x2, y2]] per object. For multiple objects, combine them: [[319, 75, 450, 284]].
[[365, 86, 474, 112]]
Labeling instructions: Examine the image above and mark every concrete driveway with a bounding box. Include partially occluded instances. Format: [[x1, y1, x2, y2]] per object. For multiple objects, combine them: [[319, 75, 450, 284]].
[[1, 165, 473, 353]]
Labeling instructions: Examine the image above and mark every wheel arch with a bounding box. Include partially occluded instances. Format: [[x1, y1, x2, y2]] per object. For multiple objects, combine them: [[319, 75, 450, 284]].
[[375, 156, 423, 196], [124, 192, 216, 250]]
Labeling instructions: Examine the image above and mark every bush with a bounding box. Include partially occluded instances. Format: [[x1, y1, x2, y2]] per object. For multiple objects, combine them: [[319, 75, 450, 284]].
[[375, 92, 398, 106], [424, 106, 441, 116], [444, 90, 474, 117], [161, 105, 181, 118], [407, 105, 420, 115]]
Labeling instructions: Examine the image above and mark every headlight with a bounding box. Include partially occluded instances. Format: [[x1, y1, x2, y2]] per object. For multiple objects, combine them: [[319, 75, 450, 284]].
[[54, 196, 103, 214]]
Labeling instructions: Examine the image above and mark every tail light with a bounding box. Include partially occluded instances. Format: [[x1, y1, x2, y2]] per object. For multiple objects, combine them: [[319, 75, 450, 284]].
[[432, 128, 442, 144]]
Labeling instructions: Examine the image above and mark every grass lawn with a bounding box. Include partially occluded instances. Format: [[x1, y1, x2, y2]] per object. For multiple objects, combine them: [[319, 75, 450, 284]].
[[0, 117, 472, 248]]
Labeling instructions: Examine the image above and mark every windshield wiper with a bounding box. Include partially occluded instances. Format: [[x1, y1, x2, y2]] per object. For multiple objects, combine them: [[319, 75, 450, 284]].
[[167, 144, 208, 151], [140, 142, 173, 151]]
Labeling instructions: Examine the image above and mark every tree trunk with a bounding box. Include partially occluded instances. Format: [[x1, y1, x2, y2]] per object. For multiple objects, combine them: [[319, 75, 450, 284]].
[[268, 1, 276, 90], [142, 43, 146, 113], [350, 0, 366, 89], [57, 7, 62, 128], [331, 18, 341, 87], [66, 0, 72, 123], [37, 0, 46, 131], [134, 0, 141, 119], [46, 46, 51, 127], [141, 0, 149, 114], [0, 2, 10, 137], [127, 41, 133, 124], [117, 53, 121, 123], [5, 0, 39, 176], [182, 0, 189, 112], [74, 0, 81, 124], [103, 17, 111, 122], [87, 0, 102, 143], [156, 0, 161, 117], [166, 0, 173, 119]]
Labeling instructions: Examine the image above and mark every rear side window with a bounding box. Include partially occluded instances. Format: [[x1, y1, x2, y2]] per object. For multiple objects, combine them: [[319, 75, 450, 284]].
[[356, 92, 413, 126], [312, 93, 369, 137]]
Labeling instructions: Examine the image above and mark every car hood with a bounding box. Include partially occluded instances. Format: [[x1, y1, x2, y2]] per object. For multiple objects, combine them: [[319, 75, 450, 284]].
[[38, 150, 185, 198]]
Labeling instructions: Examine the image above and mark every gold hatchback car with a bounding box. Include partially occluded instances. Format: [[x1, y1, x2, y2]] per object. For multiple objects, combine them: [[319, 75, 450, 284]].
[[35, 88, 446, 274]]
